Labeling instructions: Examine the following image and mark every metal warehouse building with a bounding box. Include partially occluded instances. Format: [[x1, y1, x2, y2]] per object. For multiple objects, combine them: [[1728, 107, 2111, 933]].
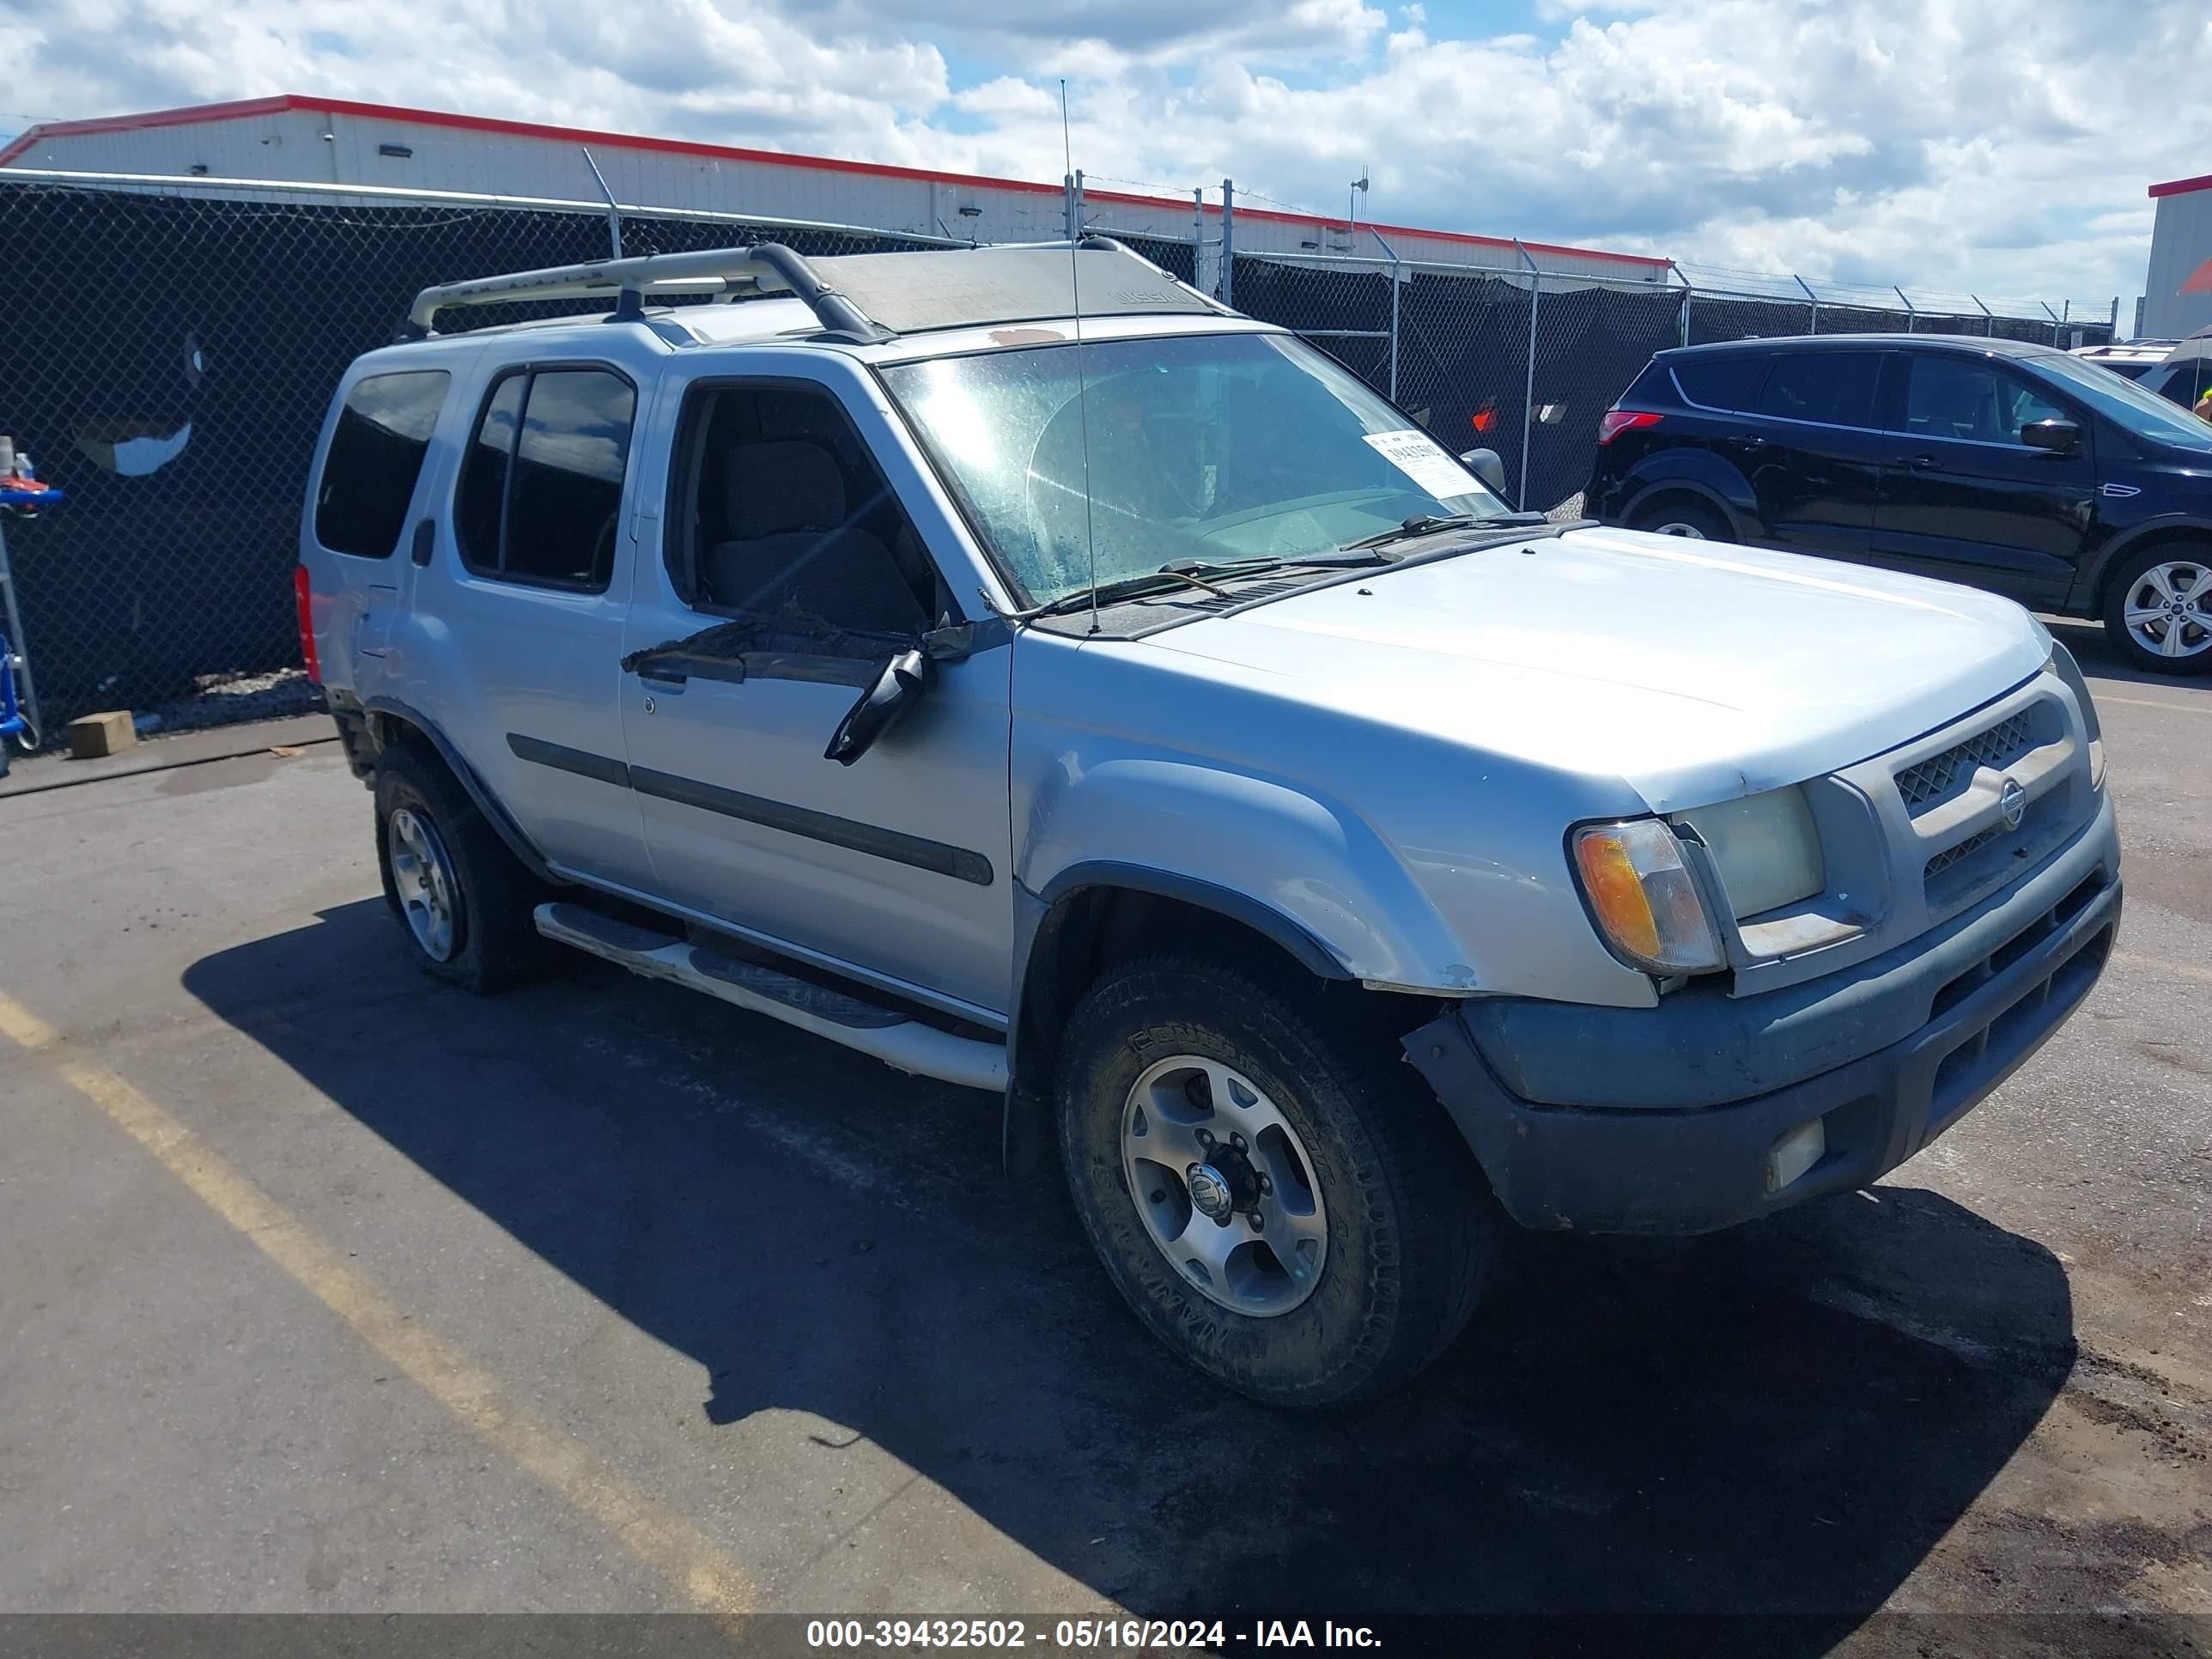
[[0, 94, 1666, 284], [2142, 169, 2212, 338]]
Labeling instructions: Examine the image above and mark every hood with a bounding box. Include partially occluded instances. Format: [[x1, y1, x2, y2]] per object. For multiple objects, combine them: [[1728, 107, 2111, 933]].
[[1142, 524, 2048, 812]]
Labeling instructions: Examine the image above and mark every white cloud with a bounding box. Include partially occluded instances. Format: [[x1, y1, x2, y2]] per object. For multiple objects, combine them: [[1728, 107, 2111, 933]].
[[7, 0, 2209, 308]]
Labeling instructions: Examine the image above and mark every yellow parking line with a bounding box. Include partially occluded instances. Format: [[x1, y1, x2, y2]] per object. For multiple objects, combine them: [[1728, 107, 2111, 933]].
[[2112, 951, 2212, 988], [2096, 693, 2211, 718], [0, 990, 758, 1618]]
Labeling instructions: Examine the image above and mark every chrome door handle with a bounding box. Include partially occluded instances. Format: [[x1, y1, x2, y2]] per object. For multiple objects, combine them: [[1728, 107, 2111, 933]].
[[1909, 454, 1937, 470]]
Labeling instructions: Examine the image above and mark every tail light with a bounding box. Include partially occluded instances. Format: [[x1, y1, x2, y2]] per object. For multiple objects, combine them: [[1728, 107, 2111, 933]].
[[294, 563, 320, 684], [1597, 410, 1663, 445]]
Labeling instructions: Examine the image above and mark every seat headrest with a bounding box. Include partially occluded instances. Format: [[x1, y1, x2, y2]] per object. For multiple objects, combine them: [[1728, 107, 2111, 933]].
[[725, 441, 847, 541]]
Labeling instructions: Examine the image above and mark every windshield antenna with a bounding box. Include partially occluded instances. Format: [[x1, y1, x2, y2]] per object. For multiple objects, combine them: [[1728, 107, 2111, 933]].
[[1060, 78, 1101, 635]]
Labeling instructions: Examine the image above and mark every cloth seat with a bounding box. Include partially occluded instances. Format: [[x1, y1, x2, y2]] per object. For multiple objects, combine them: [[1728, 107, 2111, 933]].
[[703, 440, 923, 635]]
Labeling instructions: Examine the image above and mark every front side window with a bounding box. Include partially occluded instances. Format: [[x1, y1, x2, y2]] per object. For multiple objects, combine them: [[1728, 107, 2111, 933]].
[[667, 382, 935, 644], [455, 367, 635, 589], [1901, 356, 2069, 445], [314, 370, 449, 557], [880, 331, 1511, 606], [2032, 349, 2212, 453], [1756, 351, 1882, 428]]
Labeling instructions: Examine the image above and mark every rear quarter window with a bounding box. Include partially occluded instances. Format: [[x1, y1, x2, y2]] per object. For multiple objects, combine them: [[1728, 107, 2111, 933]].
[[1669, 354, 1769, 411], [1756, 351, 1883, 428], [314, 370, 450, 558]]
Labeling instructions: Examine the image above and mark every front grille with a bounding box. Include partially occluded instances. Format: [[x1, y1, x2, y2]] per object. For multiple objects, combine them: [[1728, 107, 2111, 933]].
[[1925, 825, 2001, 879], [1895, 712, 2035, 813]]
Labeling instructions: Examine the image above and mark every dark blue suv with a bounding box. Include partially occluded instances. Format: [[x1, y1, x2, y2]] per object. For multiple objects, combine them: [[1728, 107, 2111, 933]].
[[1585, 334, 2212, 673]]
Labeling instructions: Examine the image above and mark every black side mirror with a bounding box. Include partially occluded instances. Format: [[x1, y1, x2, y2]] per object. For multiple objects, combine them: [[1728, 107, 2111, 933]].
[[2021, 418, 2081, 455], [823, 647, 932, 766], [1458, 447, 1509, 495]]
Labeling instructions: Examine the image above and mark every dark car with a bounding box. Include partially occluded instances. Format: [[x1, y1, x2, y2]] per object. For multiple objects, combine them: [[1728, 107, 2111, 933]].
[[1586, 333, 2212, 673]]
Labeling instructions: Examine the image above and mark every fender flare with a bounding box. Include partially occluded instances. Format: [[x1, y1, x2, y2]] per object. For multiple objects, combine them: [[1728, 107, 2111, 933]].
[[1000, 863, 1358, 1178], [361, 696, 562, 885], [2070, 514, 2212, 612]]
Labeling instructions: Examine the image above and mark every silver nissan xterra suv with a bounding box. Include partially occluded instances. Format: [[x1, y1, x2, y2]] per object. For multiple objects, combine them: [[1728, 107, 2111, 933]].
[[301, 239, 2122, 1407]]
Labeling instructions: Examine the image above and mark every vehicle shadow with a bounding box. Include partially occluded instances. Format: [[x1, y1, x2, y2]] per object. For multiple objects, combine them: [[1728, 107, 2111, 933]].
[[183, 900, 2079, 1648], [2045, 613, 2212, 693]]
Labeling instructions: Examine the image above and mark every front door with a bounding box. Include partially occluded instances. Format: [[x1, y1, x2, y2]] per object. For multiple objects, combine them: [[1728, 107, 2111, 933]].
[[1741, 347, 1891, 561], [617, 359, 1014, 1022], [1869, 351, 2098, 605]]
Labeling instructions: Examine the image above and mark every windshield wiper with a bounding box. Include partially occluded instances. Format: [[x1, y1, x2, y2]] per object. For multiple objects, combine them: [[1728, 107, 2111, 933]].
[[1343, 510, 1551, 552], [1022, 553, 1387, 621]]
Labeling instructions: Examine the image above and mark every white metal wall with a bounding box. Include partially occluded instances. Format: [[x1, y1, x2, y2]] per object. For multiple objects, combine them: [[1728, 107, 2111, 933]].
[[2, 106, 1665, 283], [2143, 189, 2212, 339]]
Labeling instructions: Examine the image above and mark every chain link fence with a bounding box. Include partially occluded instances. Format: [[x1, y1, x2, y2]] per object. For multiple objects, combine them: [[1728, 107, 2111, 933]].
[[0, 173, 2119, 733], [0, 177, 948, 735]]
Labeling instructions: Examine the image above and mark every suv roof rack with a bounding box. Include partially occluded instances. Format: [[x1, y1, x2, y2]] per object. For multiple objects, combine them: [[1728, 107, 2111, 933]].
[[404, 236, 1227, 343], [406, 241, 884, 341]]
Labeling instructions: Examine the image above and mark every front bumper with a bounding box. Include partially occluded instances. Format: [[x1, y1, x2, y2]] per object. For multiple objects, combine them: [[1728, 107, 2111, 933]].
[[1406, 795, 2121, 1235]]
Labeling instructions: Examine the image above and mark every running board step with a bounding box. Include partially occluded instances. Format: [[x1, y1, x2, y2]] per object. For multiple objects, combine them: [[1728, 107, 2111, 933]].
[[533, 902, 1006, 1092]]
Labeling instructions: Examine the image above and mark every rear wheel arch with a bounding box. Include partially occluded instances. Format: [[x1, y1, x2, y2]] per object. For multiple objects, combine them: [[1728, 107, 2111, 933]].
[[1620, 479, 1742, 540], [361, 698, 560, 884]]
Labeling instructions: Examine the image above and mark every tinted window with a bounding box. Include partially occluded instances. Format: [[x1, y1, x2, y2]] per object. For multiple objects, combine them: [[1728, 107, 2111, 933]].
[[673, 383, 932, 644], [1756, 352, 1881, 427], [456, 374, 523, 569], [1671, 354, 1768, 411], [314, 370, 448, 557], [1902, 356, 2069, 444], [456, 368, 635, 589]]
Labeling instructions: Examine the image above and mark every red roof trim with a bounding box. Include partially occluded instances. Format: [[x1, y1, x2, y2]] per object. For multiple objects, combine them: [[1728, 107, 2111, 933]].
[[2150, 173, 2212, 200], [0, 94, 1668, 269]]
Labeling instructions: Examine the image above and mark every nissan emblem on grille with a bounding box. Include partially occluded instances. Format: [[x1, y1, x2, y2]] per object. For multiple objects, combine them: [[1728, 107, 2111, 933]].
[[2000, 778, 2027, 830]]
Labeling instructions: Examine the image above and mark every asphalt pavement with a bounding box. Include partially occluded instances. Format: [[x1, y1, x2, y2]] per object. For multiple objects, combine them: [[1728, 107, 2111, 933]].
[[0, 617, 2205, 1653]]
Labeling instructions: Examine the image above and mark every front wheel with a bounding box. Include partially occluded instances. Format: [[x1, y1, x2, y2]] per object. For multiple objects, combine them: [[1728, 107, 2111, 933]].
[[1055, 956, 1501, 1409], [2104, 546, 2212, 674]]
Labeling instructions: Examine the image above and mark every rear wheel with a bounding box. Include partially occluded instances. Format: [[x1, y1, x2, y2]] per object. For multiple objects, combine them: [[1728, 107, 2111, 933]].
[[2104, 546, 2212, 675], [374, 742, 550, 991], [1630, 496, 1731, 541], [1055, 955, 1501, 1409]]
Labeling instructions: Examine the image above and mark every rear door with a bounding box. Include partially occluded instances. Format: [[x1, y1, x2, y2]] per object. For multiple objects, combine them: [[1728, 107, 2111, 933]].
[[615, 352, 1015, 1021], [1740, 348, 1890, 559], [1869, 350, 2098, 605], [397, 348, 657, 888]]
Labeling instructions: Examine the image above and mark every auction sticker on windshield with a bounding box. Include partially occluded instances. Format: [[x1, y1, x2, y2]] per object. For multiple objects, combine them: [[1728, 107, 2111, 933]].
[[1362, 428, 1483, 498]]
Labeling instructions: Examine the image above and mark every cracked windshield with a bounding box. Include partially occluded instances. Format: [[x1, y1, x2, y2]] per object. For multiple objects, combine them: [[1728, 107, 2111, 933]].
[[882, 331, 1512, 605]]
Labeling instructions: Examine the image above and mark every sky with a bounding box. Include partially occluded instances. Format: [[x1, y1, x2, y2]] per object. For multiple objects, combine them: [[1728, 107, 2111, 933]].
[[4, 0, 2206, 321]]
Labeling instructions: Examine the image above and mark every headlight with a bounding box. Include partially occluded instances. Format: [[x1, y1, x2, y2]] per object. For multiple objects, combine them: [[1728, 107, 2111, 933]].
[[2045, 642, 2105, 789], [1675, 785, 1825, 920], [1571, 819, 1725, 975]]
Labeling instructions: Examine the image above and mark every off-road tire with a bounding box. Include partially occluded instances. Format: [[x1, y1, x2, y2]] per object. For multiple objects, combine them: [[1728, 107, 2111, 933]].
[[373, 741, 550, 993], [1055, 954, 1501, 1409]]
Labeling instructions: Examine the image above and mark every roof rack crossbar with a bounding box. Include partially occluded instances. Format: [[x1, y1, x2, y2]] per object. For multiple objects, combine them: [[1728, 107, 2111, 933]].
[[404, 241, 888, 341]]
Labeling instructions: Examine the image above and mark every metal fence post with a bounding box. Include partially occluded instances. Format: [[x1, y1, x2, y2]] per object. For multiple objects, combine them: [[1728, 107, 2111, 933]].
[[1972, 294, 1993, 337], [1370, 227, 1403, 403], [1669, 261, 1691, 347], [1895, 286, 1916, 332], [1220, 179, 1234, 307], [2040, 300, 2060, 344], [1795, 273, 1820, 335], [1063, 173, 1076, 242], [1516, 239, 1540, 513]]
